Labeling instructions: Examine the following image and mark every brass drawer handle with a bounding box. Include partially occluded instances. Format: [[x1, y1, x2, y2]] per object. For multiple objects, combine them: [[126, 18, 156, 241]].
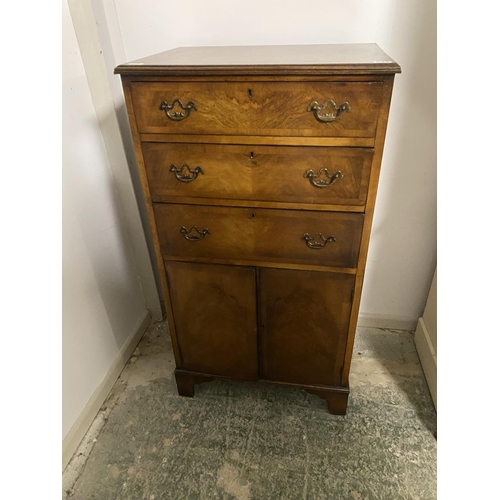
[[304, 168, 343, 188], [301, 233, 336, 249], [159, 99, 197, 121], [170, 164, 204, 183], [180, 226, 210, 241], [307, 99, 351, 123]]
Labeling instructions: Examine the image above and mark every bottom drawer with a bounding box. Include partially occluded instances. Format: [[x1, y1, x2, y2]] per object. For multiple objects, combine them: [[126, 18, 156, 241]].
[[154, 203, 364, 268]]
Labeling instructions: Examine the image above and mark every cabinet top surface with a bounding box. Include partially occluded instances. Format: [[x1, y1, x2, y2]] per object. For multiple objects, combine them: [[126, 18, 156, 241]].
[[115, 43, 401, 76]]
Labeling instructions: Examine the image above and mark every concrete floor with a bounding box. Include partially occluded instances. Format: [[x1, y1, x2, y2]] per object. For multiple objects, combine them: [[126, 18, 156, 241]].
[[63, 321, 437, 500]]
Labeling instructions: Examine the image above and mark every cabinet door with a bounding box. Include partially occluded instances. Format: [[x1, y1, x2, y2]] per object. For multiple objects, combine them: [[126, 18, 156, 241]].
[[166, 261, 258, 380], [259, 268, 355, 386]]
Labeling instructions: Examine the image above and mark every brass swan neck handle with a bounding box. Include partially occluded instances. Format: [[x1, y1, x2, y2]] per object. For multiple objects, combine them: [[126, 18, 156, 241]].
[[304, 168, 343, 188], [179, 226, 210, 241], [170, 164, 204, 183], [307, 99, 351, 123], [301, 233, 337, 249], [159, 99, 197, 121]]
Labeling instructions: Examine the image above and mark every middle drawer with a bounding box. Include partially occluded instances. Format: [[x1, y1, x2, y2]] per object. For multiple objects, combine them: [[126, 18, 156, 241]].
[[154, 204, 364, 268], [143, 143, 373, 206]]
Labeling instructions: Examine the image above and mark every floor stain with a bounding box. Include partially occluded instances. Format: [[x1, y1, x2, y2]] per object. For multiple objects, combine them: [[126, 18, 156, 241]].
[[109, 465, 120, 479], [217, 463, 251, 500]]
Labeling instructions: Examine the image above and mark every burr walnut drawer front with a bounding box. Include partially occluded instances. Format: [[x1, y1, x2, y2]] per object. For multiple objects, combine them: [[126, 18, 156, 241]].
[[154, 204, 364, 268], [131, 81, 383, 137], [143, 143, 373, 206]]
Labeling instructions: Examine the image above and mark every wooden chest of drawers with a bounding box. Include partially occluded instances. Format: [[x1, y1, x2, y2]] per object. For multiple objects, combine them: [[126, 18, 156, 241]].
[[116, 44, 400, 414]]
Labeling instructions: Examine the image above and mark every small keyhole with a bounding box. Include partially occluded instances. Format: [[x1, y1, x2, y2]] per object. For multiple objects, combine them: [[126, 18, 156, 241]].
[[247, 89, 252, 98], [249, 151, 254, 159], [251, 213, 256, 219]]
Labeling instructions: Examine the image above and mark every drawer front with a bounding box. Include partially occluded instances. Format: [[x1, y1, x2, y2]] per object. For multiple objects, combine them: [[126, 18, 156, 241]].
[[132, 82, 383, 137], [144, 143, 372, 206], [155, 204, 363, 268]]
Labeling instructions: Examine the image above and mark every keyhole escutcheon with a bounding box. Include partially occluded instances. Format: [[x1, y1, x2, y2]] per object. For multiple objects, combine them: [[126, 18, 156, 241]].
[[249, 151, 254, 159], [247, 89, 253, 98]]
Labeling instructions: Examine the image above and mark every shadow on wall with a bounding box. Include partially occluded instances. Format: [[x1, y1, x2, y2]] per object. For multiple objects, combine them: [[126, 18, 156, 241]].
[[112, 102, 164, 306]]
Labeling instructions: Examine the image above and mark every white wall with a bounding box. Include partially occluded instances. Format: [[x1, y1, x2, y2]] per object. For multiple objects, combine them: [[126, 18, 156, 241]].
[[112, 0, 436, 324], [62, 0, 148, 444]]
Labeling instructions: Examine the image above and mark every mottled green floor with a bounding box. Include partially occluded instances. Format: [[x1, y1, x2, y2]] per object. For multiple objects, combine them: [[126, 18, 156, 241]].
[[63, 322, 437, 500]]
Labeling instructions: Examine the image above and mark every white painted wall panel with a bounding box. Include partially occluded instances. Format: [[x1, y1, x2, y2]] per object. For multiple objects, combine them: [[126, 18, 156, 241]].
[[62, 0, 148, 440]]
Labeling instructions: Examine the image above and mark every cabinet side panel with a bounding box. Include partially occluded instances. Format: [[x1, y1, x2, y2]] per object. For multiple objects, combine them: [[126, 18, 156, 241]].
[[341, 75, 396, 385], [120, 76, 182, 365]]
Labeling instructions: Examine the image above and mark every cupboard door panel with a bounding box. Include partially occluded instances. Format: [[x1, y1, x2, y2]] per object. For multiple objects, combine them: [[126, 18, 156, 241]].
[[166, 261, 258, 380], [259, 268, 355, 386]]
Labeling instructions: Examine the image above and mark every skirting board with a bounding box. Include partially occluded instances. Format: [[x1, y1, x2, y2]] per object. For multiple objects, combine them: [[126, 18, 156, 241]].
[[62, 311, 151, 471], [414, 316, 437, 409], [357, 313, 417, 331]]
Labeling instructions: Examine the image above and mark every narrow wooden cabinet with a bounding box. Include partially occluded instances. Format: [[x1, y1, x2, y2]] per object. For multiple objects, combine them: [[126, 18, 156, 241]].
[[116, 44, 400, 414]]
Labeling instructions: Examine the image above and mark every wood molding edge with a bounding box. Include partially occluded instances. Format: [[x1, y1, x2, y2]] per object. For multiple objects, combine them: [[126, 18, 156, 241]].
[[414, 317, 437, 409]]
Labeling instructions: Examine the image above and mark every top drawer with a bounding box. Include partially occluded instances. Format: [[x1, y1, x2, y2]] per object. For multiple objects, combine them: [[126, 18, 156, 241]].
[[130, 82, 383, 138]]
